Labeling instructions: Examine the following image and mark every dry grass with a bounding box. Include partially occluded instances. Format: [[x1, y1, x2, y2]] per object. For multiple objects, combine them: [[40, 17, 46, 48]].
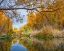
[[41, 26, 64, 37], [52, 29, 62, 37], [42, 26, 53, 35], [30, 30, 41, 36], [30, 26, 64, 37], [61, 29, 64, 37]]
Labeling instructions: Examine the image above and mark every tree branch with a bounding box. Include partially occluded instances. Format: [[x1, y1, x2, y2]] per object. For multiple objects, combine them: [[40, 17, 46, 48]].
[[0, 7, 55, 12], [0, 0, 4, 5], [0, 8, 36, 10], [0, 6, 63, 12]]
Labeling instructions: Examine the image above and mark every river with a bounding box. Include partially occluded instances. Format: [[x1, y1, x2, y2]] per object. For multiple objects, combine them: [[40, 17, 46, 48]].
[[0, 37, 64, 51]]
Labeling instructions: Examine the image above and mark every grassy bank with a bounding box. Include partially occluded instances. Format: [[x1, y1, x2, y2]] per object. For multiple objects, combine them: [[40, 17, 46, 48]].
[[29, 26, 64, 39], [33, 33, 54, 40], [33, 33, 64, 40], [0, 34, 12, 40]]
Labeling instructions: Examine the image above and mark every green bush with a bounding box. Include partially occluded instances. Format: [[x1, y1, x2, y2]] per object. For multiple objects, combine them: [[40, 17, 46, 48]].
[[0, 34, 6, 37], [23, 34, 30, 37], [0, 34, 11, 41], [33, 33, 54, 40]]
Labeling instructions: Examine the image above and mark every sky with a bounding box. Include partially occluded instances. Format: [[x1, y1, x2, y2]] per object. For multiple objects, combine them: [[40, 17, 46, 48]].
[[0, 0, 55, 29], [13, 10, 28, 29], [0, 0, 28, 29]]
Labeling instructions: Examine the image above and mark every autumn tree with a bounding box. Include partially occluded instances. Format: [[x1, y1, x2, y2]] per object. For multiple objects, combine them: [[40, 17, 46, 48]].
[[26, 0, 64, 30], [0, 0, 64, 30], [20, 24, 32, 33], [47, 0, 64, 29], [0, 0, 63, 21], [13, 28, 18, 33], [27, 12, 36, 30], [0, 11, 13, 34]]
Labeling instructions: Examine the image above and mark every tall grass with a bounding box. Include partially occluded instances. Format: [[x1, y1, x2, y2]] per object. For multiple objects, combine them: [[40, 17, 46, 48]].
[[41, 26, 64, 37], [32, 26, 64, 39], [41, 26, 53, 35]]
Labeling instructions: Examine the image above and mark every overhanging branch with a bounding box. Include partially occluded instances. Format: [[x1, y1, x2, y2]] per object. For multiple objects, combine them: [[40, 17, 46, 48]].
[[0, 0, 4, 5], [0, 7, 55, 12], [0, 8, 36, 10], [0, 7, 63, 12]]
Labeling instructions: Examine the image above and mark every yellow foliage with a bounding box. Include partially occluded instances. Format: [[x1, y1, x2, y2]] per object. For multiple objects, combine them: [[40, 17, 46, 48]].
[[13, 38, 18, 44], [20, 26, 24, 32], [27, 12, 36, 25], [19, 24, 28, 31], [42, 26, 53, 35], [0, 11, 12, 34], [13, 28, 18, 32]]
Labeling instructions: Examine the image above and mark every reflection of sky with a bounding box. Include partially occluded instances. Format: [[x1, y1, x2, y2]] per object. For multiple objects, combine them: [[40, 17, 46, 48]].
[[11, 40, 28, 51], [13, 10, 28, 29]]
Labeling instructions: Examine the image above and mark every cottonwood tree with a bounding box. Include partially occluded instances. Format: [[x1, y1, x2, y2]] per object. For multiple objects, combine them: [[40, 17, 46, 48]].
[[0, 12, 12, 34], [26, 0, 64, 30], [0, 0, 63, 18], [0, 0, 64, 29]]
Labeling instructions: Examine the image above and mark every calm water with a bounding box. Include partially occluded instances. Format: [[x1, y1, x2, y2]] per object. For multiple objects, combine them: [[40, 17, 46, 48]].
[[0, 37, 64, 51]]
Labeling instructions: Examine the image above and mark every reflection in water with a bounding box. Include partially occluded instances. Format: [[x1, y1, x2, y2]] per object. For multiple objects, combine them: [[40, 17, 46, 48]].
[[0, 38, 64, 51], [0, 39, 11, 51], [10, 40, 28, 51], [19, 37, 64, 51]]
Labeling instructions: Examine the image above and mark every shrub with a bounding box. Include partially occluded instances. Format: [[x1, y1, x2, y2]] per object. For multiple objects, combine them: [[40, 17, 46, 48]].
[[33, 33, 54, 40], [41, 26, 63, 37], [42, 26, 53, 35], [32, 26, 63, 38], [52, 29, 62, 37]]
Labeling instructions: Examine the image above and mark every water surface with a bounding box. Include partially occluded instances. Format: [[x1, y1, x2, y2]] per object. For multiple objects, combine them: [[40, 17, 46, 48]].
[[0, 37, 64, 51]]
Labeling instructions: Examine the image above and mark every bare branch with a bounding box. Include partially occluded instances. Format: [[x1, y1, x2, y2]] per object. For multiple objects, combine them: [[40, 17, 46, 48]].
[[0, 0, 4, 5], [0, 7, 36, 10], [0, 7, 55, 12]]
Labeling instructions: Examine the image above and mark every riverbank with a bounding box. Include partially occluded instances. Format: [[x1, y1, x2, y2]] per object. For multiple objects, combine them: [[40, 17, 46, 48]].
[[33, 33, 64, 40]]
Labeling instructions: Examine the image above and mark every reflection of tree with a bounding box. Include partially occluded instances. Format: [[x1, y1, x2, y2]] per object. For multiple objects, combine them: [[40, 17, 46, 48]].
[[0, 40, 12, 51], [12, 38, 18, 44], [19, 38, 64, 51]]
